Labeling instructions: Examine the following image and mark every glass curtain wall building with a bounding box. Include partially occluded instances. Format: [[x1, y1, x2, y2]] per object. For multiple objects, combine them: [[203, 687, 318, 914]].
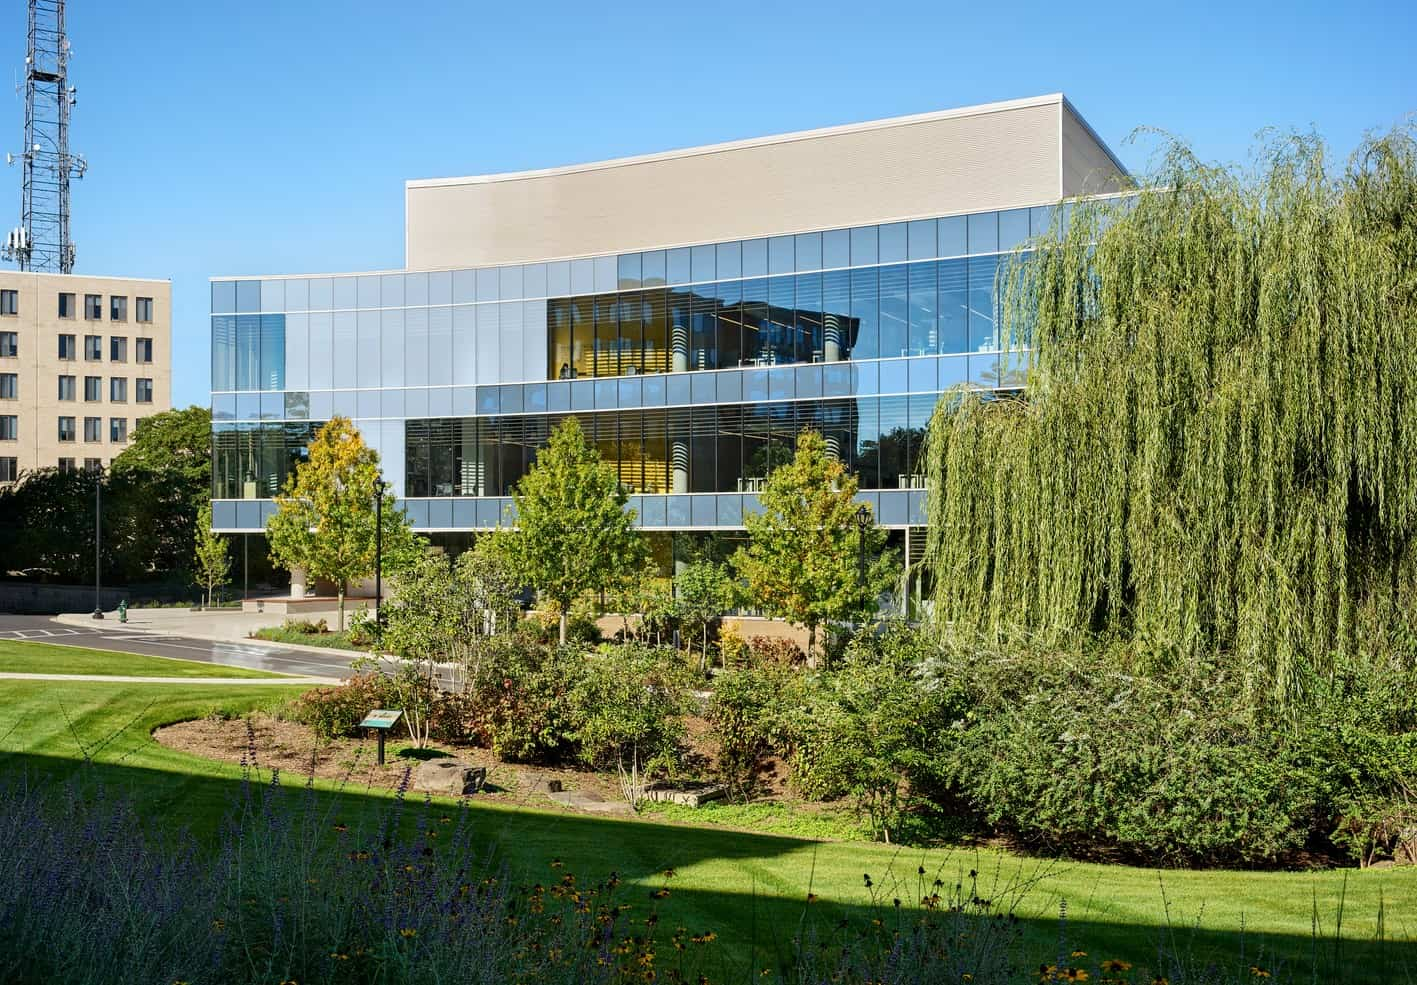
[[210, 93, 1126, 535]]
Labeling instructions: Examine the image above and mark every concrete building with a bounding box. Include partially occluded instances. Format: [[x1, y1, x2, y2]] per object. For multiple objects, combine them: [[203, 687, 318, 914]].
[[209, 93, 1126, 542], [0, 271, 172, 483]]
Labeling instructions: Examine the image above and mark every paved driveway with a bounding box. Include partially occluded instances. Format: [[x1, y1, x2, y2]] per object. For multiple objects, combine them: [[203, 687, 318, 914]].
[[0, 614, 356, 680]]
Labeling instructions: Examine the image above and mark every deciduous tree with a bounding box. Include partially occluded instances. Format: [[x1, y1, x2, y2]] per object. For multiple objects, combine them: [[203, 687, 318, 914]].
[[193, 502, 231, 607]]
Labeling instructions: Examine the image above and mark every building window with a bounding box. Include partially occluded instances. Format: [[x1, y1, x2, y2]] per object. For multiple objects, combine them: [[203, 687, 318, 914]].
[[58, 334, 75, 360], [109, 377, 127, 403], [110, 296, 128, 321], [83, 375, 100, 401], [136, 378, 153, 404], [0, 457, 16, 482], [0, 331, 15, 357], [58, 375, 76, 401], [0, 290, 17, 315], [136, 297, 153, 323], [84, 335, 102, 360], [57, 457, 75, 473], [0, 415, 15, 440], [135, 337, 152, 363], [84, 457, 102, 472], [109, 417, 127, 442], [0, 373, 15, 399], [58, 292, 75, 318], [110, 336, 127, 361], [84, 294, 102, 320], [58, 416, 75, 442], [83, 416, 101, 441]]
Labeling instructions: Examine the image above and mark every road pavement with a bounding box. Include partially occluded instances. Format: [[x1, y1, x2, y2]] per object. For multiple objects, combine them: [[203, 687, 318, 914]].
[[0, 614, 356, 680]]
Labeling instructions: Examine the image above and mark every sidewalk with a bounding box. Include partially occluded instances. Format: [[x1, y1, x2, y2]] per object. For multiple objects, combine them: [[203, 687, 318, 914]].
[[0, 671, 333, 685], [53, 607, 371, 660]]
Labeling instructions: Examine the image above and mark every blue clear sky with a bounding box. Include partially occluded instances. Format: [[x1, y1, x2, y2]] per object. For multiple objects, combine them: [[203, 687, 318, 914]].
[[4, 0, 1412, 409]]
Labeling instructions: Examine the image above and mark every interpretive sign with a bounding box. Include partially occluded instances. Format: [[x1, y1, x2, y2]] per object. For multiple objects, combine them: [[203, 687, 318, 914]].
[[360, 709, 404, 764]]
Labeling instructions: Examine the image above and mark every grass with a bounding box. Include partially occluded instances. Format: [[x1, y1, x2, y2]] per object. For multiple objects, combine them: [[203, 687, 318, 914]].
[[0, 639, 287, 678], [0, 663, 1414, 981]]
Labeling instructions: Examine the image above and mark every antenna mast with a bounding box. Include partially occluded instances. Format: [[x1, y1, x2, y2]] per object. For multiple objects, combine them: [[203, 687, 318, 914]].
[[3, 0, 85, 273]]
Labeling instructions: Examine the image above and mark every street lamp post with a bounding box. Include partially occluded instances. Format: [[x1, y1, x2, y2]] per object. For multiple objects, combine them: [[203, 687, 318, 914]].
[[854, 504, 871, 590], [92, 469, 103, 619], [374, 477, 387, 635]]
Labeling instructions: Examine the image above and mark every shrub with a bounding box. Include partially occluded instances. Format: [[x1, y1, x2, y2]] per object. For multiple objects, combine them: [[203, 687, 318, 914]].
[[283, 617, 328, 635], [284, 672, 397, 742], [708, 663, 798, 798], [747, 635, 806, 666], [479, 637, 587, 763]]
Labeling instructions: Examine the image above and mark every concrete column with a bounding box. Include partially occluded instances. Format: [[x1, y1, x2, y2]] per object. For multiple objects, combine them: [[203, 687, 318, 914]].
[[671, 438, 689, 494], [823, 312, 844, 362], [671, 322, 689, 374], [289, 565, 307, 599]]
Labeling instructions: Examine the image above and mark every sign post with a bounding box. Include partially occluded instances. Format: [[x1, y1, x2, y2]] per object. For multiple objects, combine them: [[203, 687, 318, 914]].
[[359, 709, 404, 765]]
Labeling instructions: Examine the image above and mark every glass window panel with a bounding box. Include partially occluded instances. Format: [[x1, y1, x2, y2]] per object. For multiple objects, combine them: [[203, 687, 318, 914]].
[[690, 372, 715, 404], [428, 306, 453, 385], [357, 389, 380, 418], [476, 268, 498, 302], [285, 279, 309, 311], [666, 373, 691, 406], [212, 393, 236, 422], [1030, 205, 1056, 239], [498, 385, 524, 414], [498, 302, 523, 381], [878, 265, 908, 358], [453, 305, 476, 386], [823, 228, 850, 269], [332, 277, 357, 309], [878, 356, 908, 395], [690, 244, 715, 283], [307, 312, 333, 389], [640, 374, 664, 406], [356, 276, 379, 308], [546, 260, 571, 297], [570, 259, 594, 295], [968, 255, 999, 351], [850, 266, 878, 360], [404, 387, 428, 419], [715, 405, 742, 493], [569, 297, 594, 379], [824, 361, 851, 396], [743, 368, 768, 403], [450, 268, 475, 304], [499, 265, 523, 300], [850, 225, 878, 266], [523, 383, 547, 412], [357, 310, 380, 387], [593, 255, 617, 293], [876, 396, 909, 488], [261, 279, 285, 312], [716, 370, 742, 403], [768, 365, 794, 401], [939, 215, 967, 257], [822, 269, 851, 361], [308, 277, 333, 310], [594, 378, 616, 409], [689, 289, 715, 370], [211, 315, 236, 391], [666, 248, 691, 286], [523, 263, 547, 298], [572, 379, 595, 410], [211, 281, 236, 313], [908, 356, 937, 392], [795, 364, 822, 398], [740, 279, 767, 365], [741, 238, 767, 277], [999, 208, 1030, 251], [879, 222, 907, 263], [404, 308, 429, 386], [689, 405, 716, 493], [594, 294, 619, 377], [235, 314, 261, 390], [795, 272, 822, 363], [939, 258, 969, 354], [768, 236, 794, 274], [968, 212, 999, 254], [938, 354, 968, 389], [548, 300, 572, 379], [715, 241, 741, 280], [642, 290, 668, 375], [741, 405, 769, 487], [426, 271, 451, 307], [547, 380, 570, 411], [380, 274, 405, 307], [236, 280, 260, 312], [715, 280, 741, 368], [767, 277, 795, 364], [332, 311, 356, 387], [236, 393, 261, 421], [405, 272, 428, 306], [617, 253, 641, 290], [309, 390, 332, 420], [332, 390, 357, 419], [907, 219, 936, 260], [907, 261, 937, 355], [794, 232, 822, 272], [380, 309, 405, 388], [381, 388, 404, 418], [640, 251, 665, 287], [617, 292, 643, 376], [618, 377, 642, 407]]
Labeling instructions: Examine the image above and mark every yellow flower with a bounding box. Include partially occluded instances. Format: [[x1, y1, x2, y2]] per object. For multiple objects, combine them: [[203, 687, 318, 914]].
[[650, 888, 670, 900], [1249, 968, 1271, 979], [329, 953, 348, 961], [333, 823, 347, 832], [1071, 951, 1087, 959], [1101, 960, 1132, 972], [399, 928, 418, 939]]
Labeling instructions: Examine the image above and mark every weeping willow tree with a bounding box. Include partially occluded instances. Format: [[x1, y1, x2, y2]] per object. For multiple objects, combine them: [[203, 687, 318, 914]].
[[924, 129, 1417, 696]]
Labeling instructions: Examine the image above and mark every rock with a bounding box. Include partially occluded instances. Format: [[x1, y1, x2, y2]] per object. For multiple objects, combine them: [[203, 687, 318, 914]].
[[412, 760, 486, 797], [642, 784, 726, 808], [547, 788, 632, 815], [523, 775, 564, 795]]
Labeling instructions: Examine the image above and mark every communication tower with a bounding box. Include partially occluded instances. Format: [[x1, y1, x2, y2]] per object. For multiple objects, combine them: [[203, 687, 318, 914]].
[[3, 0, 86, 273]]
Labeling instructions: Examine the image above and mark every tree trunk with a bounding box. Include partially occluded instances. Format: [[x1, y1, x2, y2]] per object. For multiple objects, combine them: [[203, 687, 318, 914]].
[[807, 623, 818, 669], [338, 581, 347, 632], [558, 609, 568, 644]]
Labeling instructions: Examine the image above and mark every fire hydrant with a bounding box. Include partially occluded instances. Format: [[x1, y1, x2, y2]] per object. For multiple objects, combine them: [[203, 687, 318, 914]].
[[118, 600, 128, 623]]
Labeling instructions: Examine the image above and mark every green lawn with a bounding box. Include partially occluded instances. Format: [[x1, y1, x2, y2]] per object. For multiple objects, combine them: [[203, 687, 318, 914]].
[[0, 639, 287, 678], [1, 669, 1414, 982]]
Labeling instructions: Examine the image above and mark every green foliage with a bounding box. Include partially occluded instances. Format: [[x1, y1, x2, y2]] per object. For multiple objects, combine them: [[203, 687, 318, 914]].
[[110, 405, 214, 581], [510, 418, 646, 643], [733, 430, 892, 658], [570, 643, 697, 806], [193, 502, 231, 606], [265, 417, 423, 630], [672, 560, 735, 667], [924, 130, 1417, 700], [284, 672, 398, 742], [706, 662, 797, 799]]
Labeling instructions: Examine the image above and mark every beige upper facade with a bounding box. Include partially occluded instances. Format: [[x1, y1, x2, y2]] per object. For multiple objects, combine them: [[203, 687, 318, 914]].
[[405, 93, 1127, 270], [0, 271, 172, 483]]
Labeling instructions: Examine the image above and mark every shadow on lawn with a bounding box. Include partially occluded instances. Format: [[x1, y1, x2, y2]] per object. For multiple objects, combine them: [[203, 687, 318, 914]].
[[3, 749, 1416, 985]]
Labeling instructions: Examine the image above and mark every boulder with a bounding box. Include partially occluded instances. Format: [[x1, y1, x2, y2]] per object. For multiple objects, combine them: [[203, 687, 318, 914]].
[[412, 760, 486, 797]]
